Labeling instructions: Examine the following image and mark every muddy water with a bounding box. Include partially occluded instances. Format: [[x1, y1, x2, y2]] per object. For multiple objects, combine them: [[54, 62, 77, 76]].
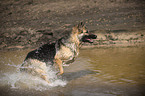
[[0, 47, 145, 96]]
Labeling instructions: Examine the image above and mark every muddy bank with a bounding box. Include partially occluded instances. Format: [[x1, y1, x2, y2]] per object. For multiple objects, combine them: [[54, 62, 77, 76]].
[[0, 0, 145, 50]]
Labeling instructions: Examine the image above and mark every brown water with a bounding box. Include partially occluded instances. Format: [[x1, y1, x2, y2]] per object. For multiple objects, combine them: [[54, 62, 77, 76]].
[[0, 47, 145, 96]]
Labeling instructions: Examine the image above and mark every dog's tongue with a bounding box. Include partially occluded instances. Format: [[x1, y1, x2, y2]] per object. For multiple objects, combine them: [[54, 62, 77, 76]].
[[86, 39, 93, 43]]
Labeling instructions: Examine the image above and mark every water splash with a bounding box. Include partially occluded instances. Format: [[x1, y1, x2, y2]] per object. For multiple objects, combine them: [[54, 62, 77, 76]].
[[0, 63, 67, 91]]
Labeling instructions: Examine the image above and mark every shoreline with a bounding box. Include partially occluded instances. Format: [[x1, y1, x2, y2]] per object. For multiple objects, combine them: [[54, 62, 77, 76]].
[[1, 29, 145, 51]]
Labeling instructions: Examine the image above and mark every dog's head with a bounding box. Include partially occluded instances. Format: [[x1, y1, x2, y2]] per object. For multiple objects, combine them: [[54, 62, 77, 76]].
[[72, 22, 97, 43]]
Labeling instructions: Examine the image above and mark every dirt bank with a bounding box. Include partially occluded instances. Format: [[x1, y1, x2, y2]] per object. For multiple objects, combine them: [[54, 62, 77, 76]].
[[0, 0, 145, 50]]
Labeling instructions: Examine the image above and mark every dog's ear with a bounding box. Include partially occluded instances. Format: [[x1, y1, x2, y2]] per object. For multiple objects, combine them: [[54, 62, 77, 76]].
[[72, 22, 85, 34], [74, 22, 85, 29], [78, 22, 84, 28], [72, 25, 79, 33]]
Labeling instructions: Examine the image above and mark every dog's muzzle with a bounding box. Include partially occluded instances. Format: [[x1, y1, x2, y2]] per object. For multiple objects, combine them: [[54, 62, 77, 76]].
[[82, 34, 97, 43]]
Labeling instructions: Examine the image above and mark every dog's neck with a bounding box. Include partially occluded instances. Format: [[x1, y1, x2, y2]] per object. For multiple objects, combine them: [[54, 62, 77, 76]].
[[70, 33, 80, 46], [60, 35, 80, 49]]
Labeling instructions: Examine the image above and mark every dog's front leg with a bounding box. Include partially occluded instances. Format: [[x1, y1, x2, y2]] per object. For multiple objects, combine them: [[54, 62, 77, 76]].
[[54, 57, 63, 75]]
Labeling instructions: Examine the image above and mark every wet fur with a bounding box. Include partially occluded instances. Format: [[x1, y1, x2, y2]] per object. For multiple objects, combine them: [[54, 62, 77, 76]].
[[20, 22, 96, 83]]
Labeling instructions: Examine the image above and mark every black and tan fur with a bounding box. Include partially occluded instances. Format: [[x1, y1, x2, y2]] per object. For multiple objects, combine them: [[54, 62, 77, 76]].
[[20, 22, 97, 83]]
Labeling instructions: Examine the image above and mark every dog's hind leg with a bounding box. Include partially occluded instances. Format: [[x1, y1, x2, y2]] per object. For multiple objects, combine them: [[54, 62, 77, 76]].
[[34, 69, 50, 83]]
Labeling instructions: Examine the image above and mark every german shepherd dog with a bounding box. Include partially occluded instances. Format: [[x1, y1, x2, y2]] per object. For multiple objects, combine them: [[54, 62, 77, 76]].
[[20, 22, 97, 83]]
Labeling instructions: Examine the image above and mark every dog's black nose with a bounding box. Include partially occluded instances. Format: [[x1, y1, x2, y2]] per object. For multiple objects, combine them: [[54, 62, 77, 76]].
[[93, 35, 97, 39], [89, 34, 97, 39]]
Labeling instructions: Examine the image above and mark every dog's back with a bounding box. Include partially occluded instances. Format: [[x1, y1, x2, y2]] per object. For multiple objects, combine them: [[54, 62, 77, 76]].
[[25, 43, 56, 65]]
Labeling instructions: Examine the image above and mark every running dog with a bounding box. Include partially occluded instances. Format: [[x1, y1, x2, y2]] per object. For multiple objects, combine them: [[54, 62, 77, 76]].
[[20, 22, 97, 83]]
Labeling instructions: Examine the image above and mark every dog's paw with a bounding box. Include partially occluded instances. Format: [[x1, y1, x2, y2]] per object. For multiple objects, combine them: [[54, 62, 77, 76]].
[[57, 72, 63, 75]]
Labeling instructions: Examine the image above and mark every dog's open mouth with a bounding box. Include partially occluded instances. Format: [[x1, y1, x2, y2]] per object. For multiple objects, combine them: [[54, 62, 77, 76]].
[[82, 34, 97, 43]]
